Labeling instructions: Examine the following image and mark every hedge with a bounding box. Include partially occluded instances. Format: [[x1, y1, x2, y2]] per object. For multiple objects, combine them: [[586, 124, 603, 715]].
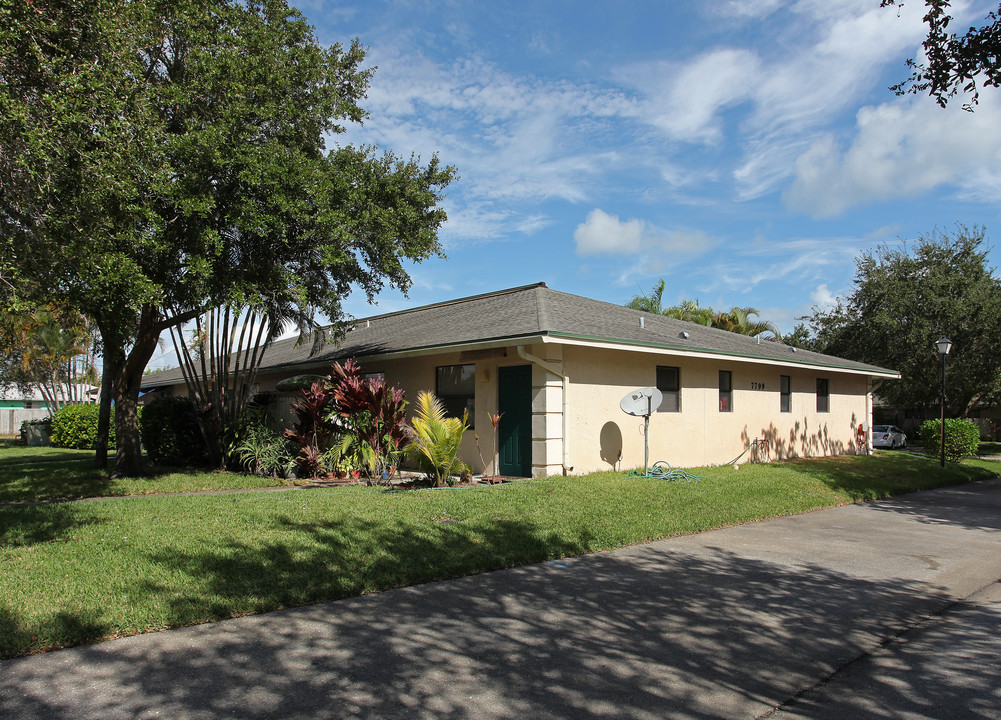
[[917, 418, 980, 463], [139, 396, 208, 466], [50, 404, 113, 450]]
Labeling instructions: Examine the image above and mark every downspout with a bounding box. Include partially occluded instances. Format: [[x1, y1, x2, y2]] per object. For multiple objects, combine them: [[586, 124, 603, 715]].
[[868, 378, 884, 452], [516, 345, 572, 475]]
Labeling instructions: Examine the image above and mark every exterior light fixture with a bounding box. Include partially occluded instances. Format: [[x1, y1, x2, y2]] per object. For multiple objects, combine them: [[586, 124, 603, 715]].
[[935, 337, 953, 356], [935, 337, 952, 468]]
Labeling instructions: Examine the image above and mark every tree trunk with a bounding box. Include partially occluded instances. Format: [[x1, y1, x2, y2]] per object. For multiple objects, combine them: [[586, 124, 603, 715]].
[[94, 331, 125, 470], [111, 305, 163, 478], [961, 393, 981, 419], [112, 370, 145, 477]]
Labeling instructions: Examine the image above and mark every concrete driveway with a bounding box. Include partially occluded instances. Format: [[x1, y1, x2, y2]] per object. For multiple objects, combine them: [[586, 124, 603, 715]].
[[2, 479, 1000, 719]]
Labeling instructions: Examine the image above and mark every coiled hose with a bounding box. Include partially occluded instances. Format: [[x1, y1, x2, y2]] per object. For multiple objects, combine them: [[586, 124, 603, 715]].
[[630, 460, 702, 482]]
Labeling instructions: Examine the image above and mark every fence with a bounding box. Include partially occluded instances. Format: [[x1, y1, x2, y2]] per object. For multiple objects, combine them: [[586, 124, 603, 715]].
[[0, 408, 51, 436]]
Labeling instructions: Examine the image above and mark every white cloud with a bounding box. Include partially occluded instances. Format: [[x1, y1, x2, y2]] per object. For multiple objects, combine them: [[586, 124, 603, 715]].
[[439, 201, 550, 245], [703, 235, 868, 295], [574, 209, 645, 256], [785, 91, 1001, 217], [810, 283, 837, 309], [347, 44, 634, 207], [623, 49, 761, 145], [574, 209, 718, 260], [620, 0, 933, 199], [709, 0, 785, 20]]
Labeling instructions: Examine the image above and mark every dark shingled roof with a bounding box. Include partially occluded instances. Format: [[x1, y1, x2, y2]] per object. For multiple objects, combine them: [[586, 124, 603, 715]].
[[142, 282, 898, 387]]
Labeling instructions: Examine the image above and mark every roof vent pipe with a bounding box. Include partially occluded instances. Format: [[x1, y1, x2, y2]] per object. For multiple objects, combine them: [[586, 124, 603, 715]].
[[639, 316, 645, 329]]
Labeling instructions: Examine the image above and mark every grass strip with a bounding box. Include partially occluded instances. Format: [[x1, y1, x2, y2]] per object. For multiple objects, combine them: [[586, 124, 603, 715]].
[[0, 451, 997, 659], [0, 447, 289, 504]]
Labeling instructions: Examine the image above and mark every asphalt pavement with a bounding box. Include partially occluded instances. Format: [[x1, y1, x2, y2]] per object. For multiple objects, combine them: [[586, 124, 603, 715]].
[[1, 479, 999, 719]]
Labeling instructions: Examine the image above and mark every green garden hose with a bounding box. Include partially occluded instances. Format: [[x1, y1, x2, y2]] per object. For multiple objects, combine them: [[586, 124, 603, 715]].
[[630, 461, 702, 482]]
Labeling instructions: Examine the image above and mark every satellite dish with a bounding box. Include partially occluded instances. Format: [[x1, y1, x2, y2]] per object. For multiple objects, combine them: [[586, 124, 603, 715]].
[[620, 387, 663, 476], [275, 374, 326, 392], [619, 387, 663, 417]]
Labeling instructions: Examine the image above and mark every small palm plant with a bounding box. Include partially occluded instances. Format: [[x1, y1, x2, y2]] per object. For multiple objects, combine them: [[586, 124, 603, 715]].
[[406, 390, 469, 487]]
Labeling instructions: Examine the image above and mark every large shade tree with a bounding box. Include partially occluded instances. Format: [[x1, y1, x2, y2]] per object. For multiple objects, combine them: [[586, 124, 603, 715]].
[[803, 226, 1001, 417], [1, 0, 455, 475]]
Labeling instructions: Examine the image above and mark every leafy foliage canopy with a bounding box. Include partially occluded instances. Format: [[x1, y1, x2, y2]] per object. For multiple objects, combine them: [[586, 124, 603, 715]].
[[804, 226, 1001, 415]]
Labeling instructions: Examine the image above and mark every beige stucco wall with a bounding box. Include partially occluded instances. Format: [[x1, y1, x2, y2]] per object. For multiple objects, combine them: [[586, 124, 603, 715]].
[[154, 340, 874, 477], [561, 345, 871, 473], [251, 350, 526, 475]]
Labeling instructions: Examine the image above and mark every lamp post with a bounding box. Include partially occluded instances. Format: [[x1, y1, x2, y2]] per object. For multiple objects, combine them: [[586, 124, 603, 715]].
[[935, 337, 952, 467]]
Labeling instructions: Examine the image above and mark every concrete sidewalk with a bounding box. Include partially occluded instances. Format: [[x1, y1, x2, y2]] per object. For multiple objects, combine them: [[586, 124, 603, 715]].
[[2, 480, 1000, 719]]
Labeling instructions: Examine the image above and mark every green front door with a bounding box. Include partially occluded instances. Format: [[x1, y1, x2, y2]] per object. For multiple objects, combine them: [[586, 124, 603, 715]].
[[498, 365, 532, 477]]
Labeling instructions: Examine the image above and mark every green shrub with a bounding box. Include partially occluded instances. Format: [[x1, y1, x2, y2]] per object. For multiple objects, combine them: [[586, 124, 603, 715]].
[[917, 418, 980, 462], [50, 404, 111, 449], [140, 396, 208, 466], [235, 417, 295, 478]]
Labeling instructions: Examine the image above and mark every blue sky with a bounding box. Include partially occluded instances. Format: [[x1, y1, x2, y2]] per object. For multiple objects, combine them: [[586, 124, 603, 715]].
[[140, 1, 1001, 369], [295, 0, 1000, 332]]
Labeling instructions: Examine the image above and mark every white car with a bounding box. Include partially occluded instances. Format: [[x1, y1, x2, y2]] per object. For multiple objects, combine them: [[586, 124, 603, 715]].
[[872, 425, 907, 449]]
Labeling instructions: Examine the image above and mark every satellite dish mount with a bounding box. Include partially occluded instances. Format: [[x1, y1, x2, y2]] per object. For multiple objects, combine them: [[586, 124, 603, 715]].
[[619, 387, 663, 476]]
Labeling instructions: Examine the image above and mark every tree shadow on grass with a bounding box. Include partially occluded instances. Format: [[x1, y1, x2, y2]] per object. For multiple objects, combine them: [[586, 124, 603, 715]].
[[780, 452, 998, 503], [0, 605, 109, 662], [0, 507, 989, 719], [137, 514, 595, 627], [0, 449, 260, 504], [0, 455, 114, 503], [0, 504, 105, 547]]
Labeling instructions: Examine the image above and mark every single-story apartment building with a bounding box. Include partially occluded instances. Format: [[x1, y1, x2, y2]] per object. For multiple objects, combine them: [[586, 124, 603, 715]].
[[141, 282, 900, 475]]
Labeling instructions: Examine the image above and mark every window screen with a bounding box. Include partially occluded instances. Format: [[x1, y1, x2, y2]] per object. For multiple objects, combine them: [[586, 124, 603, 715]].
[[437, 364, 475, 427], [657, 366, 680, 412], [719, 370, 732, 412], [816, 378, 829, 413]]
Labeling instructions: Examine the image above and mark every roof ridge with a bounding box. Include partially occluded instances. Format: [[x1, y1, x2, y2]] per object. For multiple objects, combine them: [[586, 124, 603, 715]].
[[348, 282, 547, 326]]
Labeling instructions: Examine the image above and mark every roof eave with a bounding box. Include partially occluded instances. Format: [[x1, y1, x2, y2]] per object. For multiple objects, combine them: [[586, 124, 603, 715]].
[[544, 332, 900, 378]]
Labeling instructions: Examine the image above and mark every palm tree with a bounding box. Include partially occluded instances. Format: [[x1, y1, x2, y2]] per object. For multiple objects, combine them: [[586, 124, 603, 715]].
[[624, 279, 780, 339], [5, 308, 95, 415], [713, 306, 781, 339], [664, 299, 714, 326], [406, 390, 469, 487], [625, 279, 666, 314]]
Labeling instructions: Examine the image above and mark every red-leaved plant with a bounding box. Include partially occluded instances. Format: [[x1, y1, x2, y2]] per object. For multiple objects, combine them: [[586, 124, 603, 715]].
[[329, 359, 408, 482], [283, 379, 335, 478]]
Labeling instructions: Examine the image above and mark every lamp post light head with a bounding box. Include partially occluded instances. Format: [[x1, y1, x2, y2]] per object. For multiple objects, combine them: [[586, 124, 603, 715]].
[[935, 337, 953, 356]]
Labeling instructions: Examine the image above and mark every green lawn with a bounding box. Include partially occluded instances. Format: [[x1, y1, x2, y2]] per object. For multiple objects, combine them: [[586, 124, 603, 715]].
[[0, 448, 997, 659], [0, 446, 290, 504]]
